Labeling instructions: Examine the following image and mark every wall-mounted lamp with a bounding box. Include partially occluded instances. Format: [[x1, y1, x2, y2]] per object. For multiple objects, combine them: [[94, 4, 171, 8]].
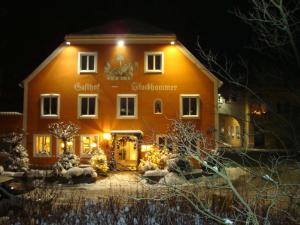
[[117, 40, 124, 47], [66, 41, 71, 46], [170, 41, 175, 45], [103, 133, 112, 141]]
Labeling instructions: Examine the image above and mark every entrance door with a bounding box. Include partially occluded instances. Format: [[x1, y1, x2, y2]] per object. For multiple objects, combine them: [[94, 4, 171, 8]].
[[114, 135, 138, 170]]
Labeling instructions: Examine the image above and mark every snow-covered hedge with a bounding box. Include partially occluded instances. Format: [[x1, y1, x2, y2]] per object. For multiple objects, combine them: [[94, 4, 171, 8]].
[[0, 165, 3, 175], [166, 153, 192, 174], [62, 167, 97, 180], [53, 152, 80, 176]]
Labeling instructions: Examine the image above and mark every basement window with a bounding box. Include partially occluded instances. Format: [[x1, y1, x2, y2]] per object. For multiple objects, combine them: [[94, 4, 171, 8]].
[[80, 135, 99, 157], [78, 52, 97, 73]]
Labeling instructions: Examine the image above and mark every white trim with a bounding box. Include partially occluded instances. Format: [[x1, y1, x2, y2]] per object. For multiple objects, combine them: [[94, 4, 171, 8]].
[[176, 42, 222, 87], [78, 94, 98, 119], [78, 52, 98, 74], [56, 138, 75, 156], [40, 94, 60, 118], [33, 134, 52, 158], [80, 134, 99, 158], [180, 94, 200, 118], [116, 94, 138, 119], [214, 82, 219, 148], [144, 51, 164, 73], [110, 130, 143, 135], [153, 98, 163, 114]]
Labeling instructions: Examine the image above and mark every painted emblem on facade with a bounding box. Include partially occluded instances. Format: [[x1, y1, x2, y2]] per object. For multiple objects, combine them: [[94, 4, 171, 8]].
[[104, 54, 138, 80]]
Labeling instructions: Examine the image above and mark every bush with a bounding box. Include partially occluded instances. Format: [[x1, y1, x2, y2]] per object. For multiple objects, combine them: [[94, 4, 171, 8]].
[[90, 153, 109, 174], [138, 146, 170, 173], [53, 152, 80, 176], [166, 154, 192, 174]]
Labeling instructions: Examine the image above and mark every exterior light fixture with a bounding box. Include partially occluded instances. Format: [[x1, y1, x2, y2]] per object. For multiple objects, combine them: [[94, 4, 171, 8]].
[[66, 41, 71, 46], [117, 40, 124, 47], [170, 41, 175, 45], [103, 133, 112, 141]]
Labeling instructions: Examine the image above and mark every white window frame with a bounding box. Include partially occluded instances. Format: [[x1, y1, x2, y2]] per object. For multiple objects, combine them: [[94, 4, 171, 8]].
[[117, 94, 138, 119], [78, 94, 98, 119], [40, 94, 60, 118], [80, 134, 99, 158], [78, 52, 98, 74], [153, 98, 163, 114], [180, 94, 200, 118], [56, 138, 76, 156], [33, 134, 52, 158], [144, 52, 164, 73]]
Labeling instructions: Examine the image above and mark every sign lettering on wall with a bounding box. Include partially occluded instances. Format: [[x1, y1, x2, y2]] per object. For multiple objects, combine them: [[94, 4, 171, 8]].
[[74, 82, 100, 92], [131, 82, 178, 91]]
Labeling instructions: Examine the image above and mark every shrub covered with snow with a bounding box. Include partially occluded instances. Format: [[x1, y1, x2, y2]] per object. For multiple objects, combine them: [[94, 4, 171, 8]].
[[90, 149, 109, 174], [53, 152, 80, 176], [62, 166, 97, 179], [166, 153, 192, 174], [159, 172, 187, 185], [0, 132, 29, 172], [138, 146, 170, 173]]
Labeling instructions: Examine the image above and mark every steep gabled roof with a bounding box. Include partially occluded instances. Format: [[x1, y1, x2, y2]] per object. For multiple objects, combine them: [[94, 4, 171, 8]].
[[68, 19, 174, 36]]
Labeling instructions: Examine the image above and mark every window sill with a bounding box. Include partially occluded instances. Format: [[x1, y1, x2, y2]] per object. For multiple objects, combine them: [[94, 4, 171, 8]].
[[79, 115, 98, 119], [144, 70, 163, 74], [117, 115, 137, 119], [79, 71, 97, 74], [41, 115, 59, 119], [181, 115, 200, 119]]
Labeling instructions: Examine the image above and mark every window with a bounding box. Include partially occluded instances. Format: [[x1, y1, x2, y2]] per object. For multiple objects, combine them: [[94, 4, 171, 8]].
[[78, 52, 97, 73], [154, 99, 163, 114], [180, 94, 200, 118], [117, 94, 137, 118], [34, 135, 52, 157], [41, 94, 60, 117], [78, 94, 98, 118], [57, 138, 75, 156], [231, 126, 235, 138], [156, 134, 173, 150], [144, 52, 164, 73], [80, 135, 99, 157]]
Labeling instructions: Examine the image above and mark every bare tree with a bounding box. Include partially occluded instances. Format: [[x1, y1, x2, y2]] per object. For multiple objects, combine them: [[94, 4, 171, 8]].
[[48, 121, 80, 154]]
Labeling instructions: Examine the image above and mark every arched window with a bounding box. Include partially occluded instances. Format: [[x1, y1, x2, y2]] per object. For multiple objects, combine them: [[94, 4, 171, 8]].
[[154, 99, 163, 114]]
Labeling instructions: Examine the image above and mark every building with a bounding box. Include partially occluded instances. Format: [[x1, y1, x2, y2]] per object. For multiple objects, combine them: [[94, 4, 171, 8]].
[[21, 20, 222, 169]]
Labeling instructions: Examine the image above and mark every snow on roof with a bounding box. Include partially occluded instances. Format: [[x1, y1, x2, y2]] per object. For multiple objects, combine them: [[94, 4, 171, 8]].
[[0, 112, 22, 116]]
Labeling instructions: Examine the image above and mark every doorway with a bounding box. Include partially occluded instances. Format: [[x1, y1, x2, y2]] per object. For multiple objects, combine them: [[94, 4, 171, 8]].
[[114, 135, 138, 170]]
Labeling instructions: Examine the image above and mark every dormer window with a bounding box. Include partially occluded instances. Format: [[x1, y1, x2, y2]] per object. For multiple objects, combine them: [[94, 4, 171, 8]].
[[78, 52, 97, 73], [144, 52, 164, 73]]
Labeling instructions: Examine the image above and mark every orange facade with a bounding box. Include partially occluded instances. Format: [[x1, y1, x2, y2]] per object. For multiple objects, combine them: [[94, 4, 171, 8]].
[[23, 40, 220, 167]]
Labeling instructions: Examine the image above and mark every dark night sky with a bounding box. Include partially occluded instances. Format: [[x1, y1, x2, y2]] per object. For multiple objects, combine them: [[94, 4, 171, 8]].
[[0, 1, 250, 111]]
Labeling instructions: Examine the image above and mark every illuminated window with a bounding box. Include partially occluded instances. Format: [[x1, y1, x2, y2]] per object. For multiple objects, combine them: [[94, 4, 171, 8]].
[[41, 94, 60, 117], [80, 135, 99, 157], [144, 52, 164, 73], [34, 135, 52, 157], [180, 94, 200, 118], [154, 99, 163, 114], [117, 94, 137, 118], [57, 138, 75, 156], [231, 126, 235, 138], [78, 52, 97, 73], [78, 94, 98, 118]]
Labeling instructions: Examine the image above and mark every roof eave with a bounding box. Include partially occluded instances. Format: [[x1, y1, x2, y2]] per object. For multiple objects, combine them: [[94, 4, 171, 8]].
[[64, 34, 177, 44]]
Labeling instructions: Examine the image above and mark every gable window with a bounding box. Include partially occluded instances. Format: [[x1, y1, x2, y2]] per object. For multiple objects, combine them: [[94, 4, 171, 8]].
[[34, 135, 52, 157], [57, 138, 75, 156], [154, 99, 163, 114], [78, 52, 97, 73], [117, 94, 137, 118], [180, 94, 200, 118], [78, 94, 98, 118], [41, 94, 60, 117], [80, 135, 99, 157], [144, 52, 164, 73]]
